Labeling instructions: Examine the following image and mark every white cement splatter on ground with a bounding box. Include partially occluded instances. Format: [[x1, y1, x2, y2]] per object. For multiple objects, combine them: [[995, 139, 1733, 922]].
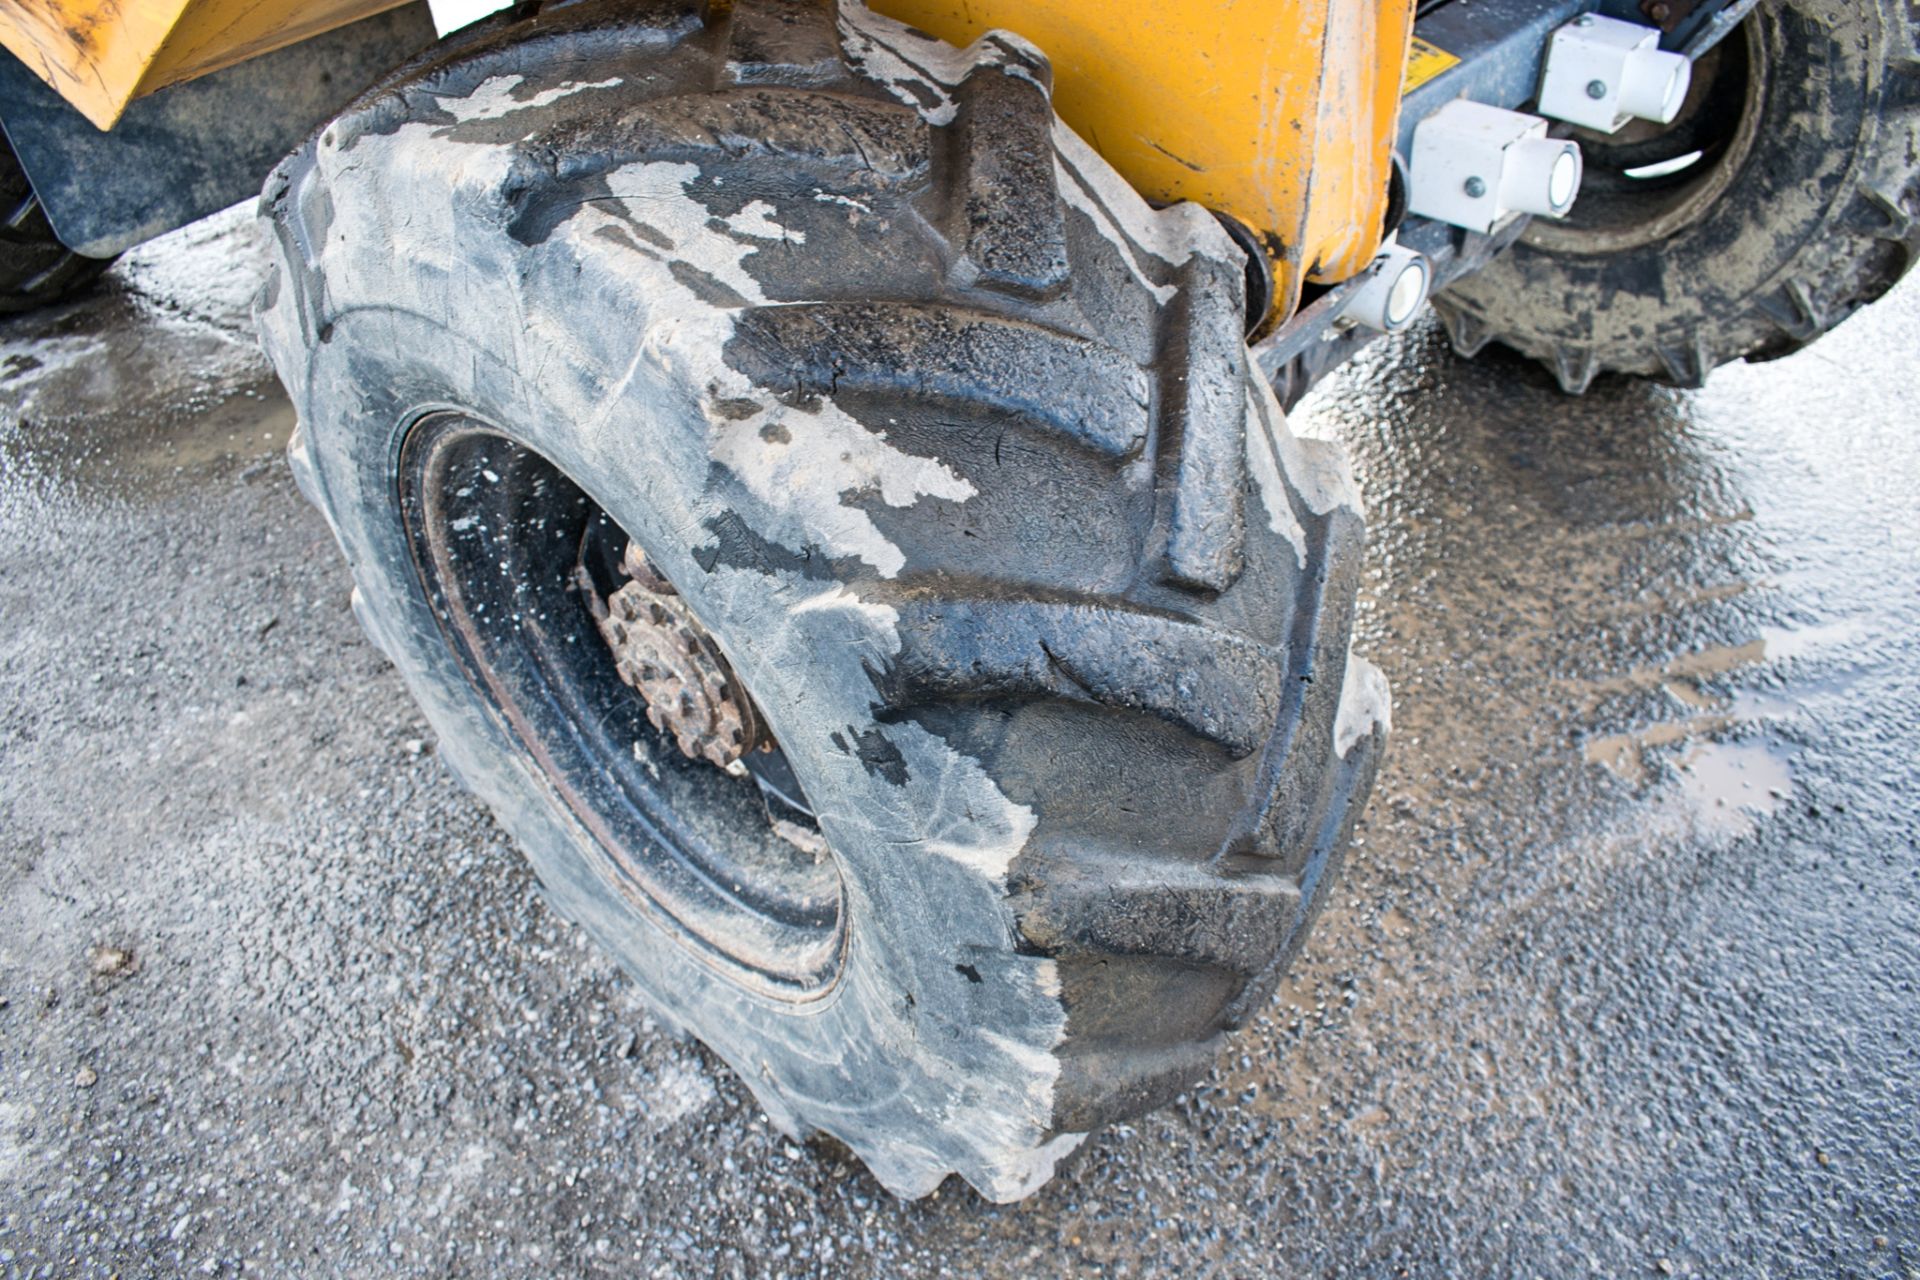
[[424, 1142, 493, 1219], [640, 1058, 718, 1129], [0, 1099, 31, 1184]]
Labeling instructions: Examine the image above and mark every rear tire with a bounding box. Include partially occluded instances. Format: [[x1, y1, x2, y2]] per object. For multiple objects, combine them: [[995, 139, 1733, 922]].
[[0, 135, 114, 312], [258, 0, 1386, 1200], [1436, 0, 1920, 392]]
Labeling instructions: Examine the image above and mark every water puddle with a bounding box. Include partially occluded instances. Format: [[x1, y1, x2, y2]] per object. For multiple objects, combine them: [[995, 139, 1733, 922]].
[[1673, 739, 1793, 841], [1581, 616, 1872, 783], [0, 200, 269, 419], [0, 203, 283, 515]]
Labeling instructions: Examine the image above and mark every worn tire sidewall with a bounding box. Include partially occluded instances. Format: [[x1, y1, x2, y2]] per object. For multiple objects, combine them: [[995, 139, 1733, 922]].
[[280, 294, 1074, 1197]]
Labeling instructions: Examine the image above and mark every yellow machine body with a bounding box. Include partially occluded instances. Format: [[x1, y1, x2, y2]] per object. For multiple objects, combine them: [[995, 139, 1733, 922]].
[[0, 0, 1416, 321], [0, 0, 410, 132], [872, 0, 1416, 319]]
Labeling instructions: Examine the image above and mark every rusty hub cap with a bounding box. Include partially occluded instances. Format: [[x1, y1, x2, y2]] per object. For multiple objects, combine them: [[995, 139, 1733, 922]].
[[582, 543, 773, 770]]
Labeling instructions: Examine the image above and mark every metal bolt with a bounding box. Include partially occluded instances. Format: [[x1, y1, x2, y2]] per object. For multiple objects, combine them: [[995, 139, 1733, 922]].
[[1650, 2, 1672, 20], [1586, 79, 1608, 99], [1463, 176, 1487, 198]]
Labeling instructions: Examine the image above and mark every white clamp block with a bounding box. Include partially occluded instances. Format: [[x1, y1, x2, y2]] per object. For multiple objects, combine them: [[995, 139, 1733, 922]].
[[1339, 240, 1431, 333], [1537, 13, 1692, 133], [1408, 100, 1583, 234]]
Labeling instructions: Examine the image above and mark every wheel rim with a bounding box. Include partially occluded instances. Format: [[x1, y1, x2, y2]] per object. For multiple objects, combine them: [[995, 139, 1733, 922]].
[[398, 413, 847, 1001], [1524, 15, 1766, 255]]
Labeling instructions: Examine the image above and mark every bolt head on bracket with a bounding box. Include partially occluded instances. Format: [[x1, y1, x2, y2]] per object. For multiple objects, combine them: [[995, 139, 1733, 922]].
[[1538, 13, 1692, 132], [1408, 100, 1583, 235]]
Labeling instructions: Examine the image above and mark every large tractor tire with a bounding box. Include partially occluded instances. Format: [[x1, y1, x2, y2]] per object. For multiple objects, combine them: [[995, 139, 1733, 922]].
[[1435, 0, 1920, 393], [257, 0, 1387, 1200], [0, 135, 114, 313]]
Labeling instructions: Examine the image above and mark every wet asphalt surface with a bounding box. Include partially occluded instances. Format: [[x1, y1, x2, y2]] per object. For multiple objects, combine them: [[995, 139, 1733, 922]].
[[0, 204, 1915, 1279]]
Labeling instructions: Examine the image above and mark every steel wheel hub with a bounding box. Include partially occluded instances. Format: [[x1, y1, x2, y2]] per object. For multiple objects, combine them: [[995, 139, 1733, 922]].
[[581, 542, 773, 772]]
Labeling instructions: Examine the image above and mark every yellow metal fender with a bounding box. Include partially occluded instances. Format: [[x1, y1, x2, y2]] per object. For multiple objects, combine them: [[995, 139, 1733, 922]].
[[0, 0, 411, 131]]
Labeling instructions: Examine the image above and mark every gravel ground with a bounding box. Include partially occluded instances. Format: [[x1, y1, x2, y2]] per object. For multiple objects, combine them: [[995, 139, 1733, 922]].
[[0, 204, 1915, 1278]]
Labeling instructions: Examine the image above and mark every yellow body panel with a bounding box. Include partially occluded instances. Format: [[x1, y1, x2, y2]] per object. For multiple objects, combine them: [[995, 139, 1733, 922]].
[[0, 0, 407, 130], [145, 0, 412, 101], [0, 0, 1415, 322], [871, 0, 1415, 319]]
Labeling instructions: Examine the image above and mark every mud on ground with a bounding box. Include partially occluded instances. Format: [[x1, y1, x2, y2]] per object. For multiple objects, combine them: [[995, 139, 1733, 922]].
[[0, 206, 1915, 1276]]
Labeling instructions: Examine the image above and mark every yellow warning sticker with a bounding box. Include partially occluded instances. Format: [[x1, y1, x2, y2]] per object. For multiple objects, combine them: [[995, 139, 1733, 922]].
[[1403, 35, 1461, 94]]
